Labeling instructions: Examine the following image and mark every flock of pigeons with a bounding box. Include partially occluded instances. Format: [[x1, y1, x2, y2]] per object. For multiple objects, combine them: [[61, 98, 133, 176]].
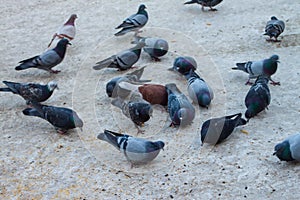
[[0, 1, 298, 167]]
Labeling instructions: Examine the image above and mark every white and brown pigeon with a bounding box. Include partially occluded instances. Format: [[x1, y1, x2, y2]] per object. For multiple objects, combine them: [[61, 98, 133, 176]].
[[48, 14, 77, 48]]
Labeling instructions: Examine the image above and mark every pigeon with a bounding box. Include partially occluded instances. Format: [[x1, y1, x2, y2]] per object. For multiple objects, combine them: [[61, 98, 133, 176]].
[[232, 55, 280, 85], [185, 70, 214, 108], [165, 83, 195, 127], [0, 80, 58, 104], [115, 4, 148, 36], [93, 41, 145, 71], [170, 56, 197, 75], [273, 133, 300, 162], [200, 113, 247, 145], [106, 66, 151, 98], [22, 101, 83, 134], [134, 36, 169, 61], [48, 14, 77, 48], [112, 92, 153, 134], [138, 84, 168, 106], [15, 39, 71, 73], [97, 129, 164, 167], [264, 16, 285, 42], [245, 76, 271, 120], [184, 0, 223, 11]]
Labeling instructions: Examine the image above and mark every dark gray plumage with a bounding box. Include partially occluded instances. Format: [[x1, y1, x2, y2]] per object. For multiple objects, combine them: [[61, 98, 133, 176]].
[[112, 92, 153, 134], [169, 56, 197, 75], [97, 130, 164, 167], [106, 66, 151, 98], [273, 133, 300, 162], [15, 39, 70, 73], [93, 42, 145, 71], [232, 55, 280, 85], [185, 70, 214, 108], [264, 16, 285, 42], [184, 0, 223, 11], [201, 113, 247, 145], [115, 4, 148, 36], [0, 81, 58, 104], [245, 76, 271, 120], [22, 102, 83, 134], [165, 83, 195, 127]]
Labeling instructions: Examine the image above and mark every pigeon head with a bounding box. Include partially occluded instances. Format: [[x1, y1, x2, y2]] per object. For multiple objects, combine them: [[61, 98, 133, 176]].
[[152, 39, 169, 57], [245, 109, 255, 119], [155, 141, 165, 150], [273, 141, 294, 161], [65, 14, 78, 25], [72, 112, 83, 130], [173, 56, 197, 75], [138, 4, 147, 11], [270, 55, 279, 62], [47, 81, 58, 91], [198, 93, 211, 108], [271, 16, 278, 20], [165, 83, 177, 94]]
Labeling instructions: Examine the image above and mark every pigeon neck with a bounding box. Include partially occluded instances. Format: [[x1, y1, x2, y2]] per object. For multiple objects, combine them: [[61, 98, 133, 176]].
[[138, 9, 148, 17], [54, 43, 68, 58], [263, 60, 277, 76], [64, 17, 76, 26], [131, 46, 143, 56]]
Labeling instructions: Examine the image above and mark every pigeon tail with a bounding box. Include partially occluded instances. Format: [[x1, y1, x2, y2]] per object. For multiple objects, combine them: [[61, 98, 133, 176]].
[[22, 108, 44, 118], [15, 63, 35, 71], [114, 28, 132, 36], [93, 57, 115, 70], [2, 81, 20, 93], [184, 0, 197, 4], [232, 63, 246, 71], [97, 130, 122, 150], [0, 88, 12, 92]]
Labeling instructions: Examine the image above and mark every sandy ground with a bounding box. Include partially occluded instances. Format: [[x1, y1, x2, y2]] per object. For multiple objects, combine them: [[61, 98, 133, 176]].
[[0, 0, 300, 199]]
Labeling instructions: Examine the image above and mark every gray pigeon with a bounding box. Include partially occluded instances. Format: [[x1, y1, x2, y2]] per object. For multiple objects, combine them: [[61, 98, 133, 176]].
[[134, 36, 169, 61], [0, 80, 58, 104], [112, 92, 153, 134], [15, 39, 71, 73], [273, 133, 300, 162], [264, 16, 285, 42], [22, 101, 83, 134], [97, 129, 164, 167], [232, 55, 280, 85], [165, 83, 195, 127], [185, 70, 214, 108], [106, 66, 151, 98], [201, 113, 247, 145], [245, 76, 271, 120], [93, 42, 145, 71], [115, 4, 148, 36], [169, 56, 197, 76], [184, 0, 223, 11]]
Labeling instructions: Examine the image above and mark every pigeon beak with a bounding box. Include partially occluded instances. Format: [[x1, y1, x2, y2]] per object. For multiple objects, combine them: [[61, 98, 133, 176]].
[[56, 86, 60, 90], [277, 61, 280, 63], [79, 127, 83, 131], [168, 67, 174, 71], [273, 152, 277, 156], [68, 42, 72, 45]]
